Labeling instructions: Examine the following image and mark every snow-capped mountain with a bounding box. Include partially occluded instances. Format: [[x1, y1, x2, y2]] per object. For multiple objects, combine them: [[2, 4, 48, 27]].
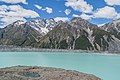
[[4, 18, 57, 36], [26, 18, 57, 35], [26, 19, 48, 35], [0, 18, 57, 47], [0, 17, 120, 53]]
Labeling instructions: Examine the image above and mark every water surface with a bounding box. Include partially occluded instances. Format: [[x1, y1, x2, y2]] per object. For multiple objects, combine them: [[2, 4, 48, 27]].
[[0, 52, 120, 80]]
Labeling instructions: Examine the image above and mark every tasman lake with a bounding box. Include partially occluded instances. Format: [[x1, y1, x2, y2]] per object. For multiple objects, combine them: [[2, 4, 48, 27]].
[[0, 52, 120, 80]]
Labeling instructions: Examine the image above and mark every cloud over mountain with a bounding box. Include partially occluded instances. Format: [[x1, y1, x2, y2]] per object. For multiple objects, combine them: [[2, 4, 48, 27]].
[[104, 0, 120, 6], [0, 5, 39, 27], [0, 0, 27, 4], [94, 6, 118, 19], [54, 17, 69, 22], [65, 0, 93, 13]]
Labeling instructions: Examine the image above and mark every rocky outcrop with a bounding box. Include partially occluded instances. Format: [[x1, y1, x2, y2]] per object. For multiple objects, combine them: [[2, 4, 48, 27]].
[[0, 66, 101, 80]]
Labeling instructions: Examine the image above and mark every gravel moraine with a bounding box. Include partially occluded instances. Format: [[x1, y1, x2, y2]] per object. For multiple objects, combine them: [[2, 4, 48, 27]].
[[0, 66, 101, 80]]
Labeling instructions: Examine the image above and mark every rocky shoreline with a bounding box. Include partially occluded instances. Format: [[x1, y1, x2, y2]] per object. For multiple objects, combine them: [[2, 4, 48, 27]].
[[0, 66, 101, 80], [0, 45, 120, 54]]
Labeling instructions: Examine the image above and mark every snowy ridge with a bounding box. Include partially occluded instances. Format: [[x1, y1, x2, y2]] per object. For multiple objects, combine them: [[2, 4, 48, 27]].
[[12, 18, 57, 35]]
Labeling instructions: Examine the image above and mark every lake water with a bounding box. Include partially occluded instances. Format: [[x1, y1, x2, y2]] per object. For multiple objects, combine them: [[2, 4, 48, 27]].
[[0, 52, 120, 80]]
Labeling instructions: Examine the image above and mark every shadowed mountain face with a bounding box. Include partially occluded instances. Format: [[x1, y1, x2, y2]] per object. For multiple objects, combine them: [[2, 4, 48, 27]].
[[0, 17, 120, 52], [0, 20, 41, 47], [0, 19, 57, 47]]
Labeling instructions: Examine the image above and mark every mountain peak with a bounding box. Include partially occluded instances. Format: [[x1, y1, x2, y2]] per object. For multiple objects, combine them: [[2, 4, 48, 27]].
[[71, 17, 85, 21], [13, 20, 26, 26], [70, 17, 97, 29]]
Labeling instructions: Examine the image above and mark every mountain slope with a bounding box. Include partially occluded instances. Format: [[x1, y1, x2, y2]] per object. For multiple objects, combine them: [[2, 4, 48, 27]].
[[38, 21, 74, 49], [0, 20, 40, 47], [0, 19, 57, 47], [101, 19, 120, 52], [37, 18, 114, 51], [0, 17, 120, 52]]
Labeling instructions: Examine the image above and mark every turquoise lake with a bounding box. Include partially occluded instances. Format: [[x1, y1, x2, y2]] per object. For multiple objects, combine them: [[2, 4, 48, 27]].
[[0, 52, 120, 80]]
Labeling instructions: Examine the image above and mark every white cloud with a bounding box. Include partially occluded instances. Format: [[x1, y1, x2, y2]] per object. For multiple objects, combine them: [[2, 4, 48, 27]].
[[35, 5, 42, 9], [98, 23, 106, 27], [94, 6, 118, 19], [72, 6, 120, 20], [72, 13, 92, 20], [0, 0, 27, 4], [29, 6, 53, 14], [80, 13, 93, 20], [59, 11, 62, 12], [64, 9, 71, 15], [72, 14, 80, 17], [104, 0, 120, 6], [65, 0, 93, 13], [0, 5, 39, 27], [0, 16, 27, 27], [43, 7, 53, 14], [46, 7, 53, 14], [42, 7, 53, 14], [54, 17, 69, 22]]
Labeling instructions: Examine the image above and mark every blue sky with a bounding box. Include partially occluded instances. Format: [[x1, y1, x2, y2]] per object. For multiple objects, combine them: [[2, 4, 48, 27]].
[[0, 0, 120, 27]]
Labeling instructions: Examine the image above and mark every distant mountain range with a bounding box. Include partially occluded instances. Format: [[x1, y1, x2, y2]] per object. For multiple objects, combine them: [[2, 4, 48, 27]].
[[0, 17, 120, 52]]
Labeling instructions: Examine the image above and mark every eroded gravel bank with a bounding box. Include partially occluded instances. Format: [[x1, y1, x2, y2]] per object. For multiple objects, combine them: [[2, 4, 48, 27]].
[[0, 66, 101, 80]]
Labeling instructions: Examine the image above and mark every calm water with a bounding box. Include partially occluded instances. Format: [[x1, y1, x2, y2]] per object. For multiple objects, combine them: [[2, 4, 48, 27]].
[[0, 52, 120, 80]]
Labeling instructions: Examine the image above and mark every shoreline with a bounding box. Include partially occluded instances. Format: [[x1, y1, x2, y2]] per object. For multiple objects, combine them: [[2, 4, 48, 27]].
[[0, 45, 119, 55], [0, 49, 120, 56]]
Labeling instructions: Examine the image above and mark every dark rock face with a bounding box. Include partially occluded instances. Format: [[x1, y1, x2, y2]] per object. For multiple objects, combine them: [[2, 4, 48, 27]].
[[0, 17, 120, 52], [0, 66, 101, 80]]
